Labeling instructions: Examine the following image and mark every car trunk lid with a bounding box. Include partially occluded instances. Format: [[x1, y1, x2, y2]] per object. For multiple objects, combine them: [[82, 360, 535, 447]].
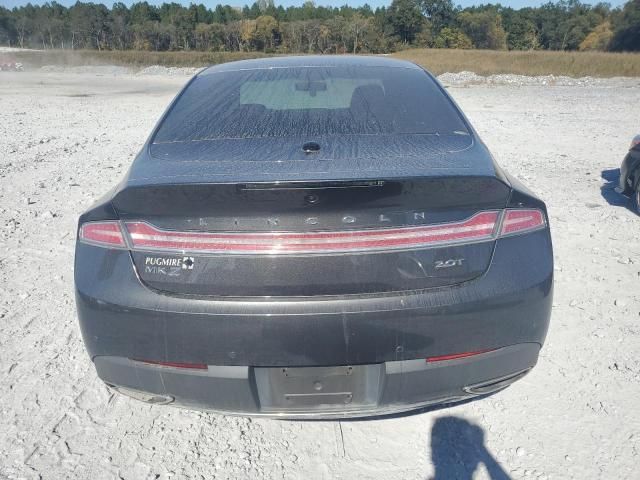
[[113, 172, 510, 297]]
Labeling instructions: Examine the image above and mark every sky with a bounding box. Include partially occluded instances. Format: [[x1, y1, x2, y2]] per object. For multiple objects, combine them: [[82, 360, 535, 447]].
[[0, 0, 629, 10]]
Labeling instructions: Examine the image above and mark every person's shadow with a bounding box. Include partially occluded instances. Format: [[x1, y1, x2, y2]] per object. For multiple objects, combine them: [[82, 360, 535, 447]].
[[430, 416, 511, 480]]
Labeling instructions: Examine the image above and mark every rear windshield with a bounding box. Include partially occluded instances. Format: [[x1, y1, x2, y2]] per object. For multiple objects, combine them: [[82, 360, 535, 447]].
[[153, 66, 469, 143]]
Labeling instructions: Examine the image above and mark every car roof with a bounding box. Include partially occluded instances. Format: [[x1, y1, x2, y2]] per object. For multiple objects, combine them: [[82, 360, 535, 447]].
[[199, 55, 421, 76]]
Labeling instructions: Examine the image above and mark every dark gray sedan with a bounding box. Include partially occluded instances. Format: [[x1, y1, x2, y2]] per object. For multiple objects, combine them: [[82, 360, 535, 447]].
[[74, 56, 553, 418], [618, 134, 640, 213]]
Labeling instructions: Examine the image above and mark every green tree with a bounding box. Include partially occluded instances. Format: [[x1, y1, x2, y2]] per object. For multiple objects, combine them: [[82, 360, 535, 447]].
[[458, 10, 507, 49], [255, 15, 278, 51], [0, 7, 17, 46], [129, 2, 159, 25], [347, 13, 371, 53], [610, 0, 640, 51], [386, 0, 425, 44], [111, 3, 131, 50], [502, 10, 539, 50], [417, 0, 455, 35], [195, 22, 225, 50], [0, 0, 633, 54], [171, 8, 197, 50], [433, 26, 473, 48]]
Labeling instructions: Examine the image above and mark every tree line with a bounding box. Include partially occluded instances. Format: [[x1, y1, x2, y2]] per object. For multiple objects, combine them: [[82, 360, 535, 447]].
[[1, 0, 639, 54]]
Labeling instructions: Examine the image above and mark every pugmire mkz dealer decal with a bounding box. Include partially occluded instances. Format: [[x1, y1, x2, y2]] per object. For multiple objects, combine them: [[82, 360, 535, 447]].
[[144, 256, 194, 276]]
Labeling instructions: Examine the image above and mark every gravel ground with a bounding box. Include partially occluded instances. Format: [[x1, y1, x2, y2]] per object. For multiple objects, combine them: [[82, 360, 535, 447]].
[[35, 64, 640, 86], [1, 70, 639, 480], [437, 70, 640, 87]]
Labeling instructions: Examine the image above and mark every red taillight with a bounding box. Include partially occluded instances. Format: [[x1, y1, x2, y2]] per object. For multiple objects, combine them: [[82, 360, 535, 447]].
[[132, 359, 208, 370], [500, 209, 546, 236], [79, 221, 126, 248], [124, 211, 500, 255], [79, 209, 546, 253], [426, 349, 496, 363]]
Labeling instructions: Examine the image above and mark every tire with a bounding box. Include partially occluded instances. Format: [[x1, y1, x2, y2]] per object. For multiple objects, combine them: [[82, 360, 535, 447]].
[[634, 189, 640, 215]]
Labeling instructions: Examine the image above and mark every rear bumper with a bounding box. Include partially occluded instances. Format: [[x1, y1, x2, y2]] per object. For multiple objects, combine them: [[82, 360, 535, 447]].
[[75, 230, 552, 367], [95, 343, 538, 419], [75, 229, 552, 416]]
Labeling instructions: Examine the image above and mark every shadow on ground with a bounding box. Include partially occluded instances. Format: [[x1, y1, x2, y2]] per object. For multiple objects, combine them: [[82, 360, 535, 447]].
[[429, 416, 511, 480], [601, 168, 634, 212]]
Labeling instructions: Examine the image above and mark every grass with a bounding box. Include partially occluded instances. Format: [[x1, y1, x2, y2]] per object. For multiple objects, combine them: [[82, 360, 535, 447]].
[[392, 48, 640, 78], [10, 50, 268, 69], [8, 47, 640, 78]]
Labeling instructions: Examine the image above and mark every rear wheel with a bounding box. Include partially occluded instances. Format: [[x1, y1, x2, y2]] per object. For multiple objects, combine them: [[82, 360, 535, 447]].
[[634, 189, 640, 215]]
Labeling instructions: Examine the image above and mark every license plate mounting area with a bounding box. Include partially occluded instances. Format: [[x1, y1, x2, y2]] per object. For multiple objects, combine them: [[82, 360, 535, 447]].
[[254, 364, 383, 413]]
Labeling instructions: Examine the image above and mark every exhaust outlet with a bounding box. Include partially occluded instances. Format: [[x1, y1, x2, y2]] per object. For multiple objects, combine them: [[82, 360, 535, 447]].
[[463, 368, 531, 395], [111, 385, 174, 405]]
